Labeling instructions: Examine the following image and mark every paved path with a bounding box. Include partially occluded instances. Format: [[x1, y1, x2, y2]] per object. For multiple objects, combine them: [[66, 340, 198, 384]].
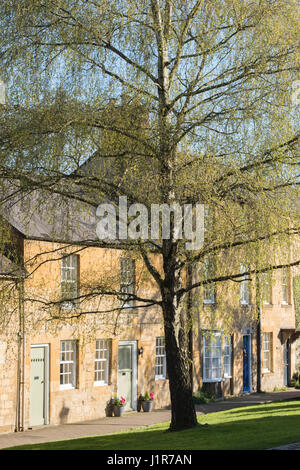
[[269, 442, 300, 450], [1, 389, 300, 449], [195, 389, 300, 414]]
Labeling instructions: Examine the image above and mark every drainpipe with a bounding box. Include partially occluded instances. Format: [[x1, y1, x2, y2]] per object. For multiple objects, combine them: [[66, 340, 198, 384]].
[[15, 278, 25, 431], [15, 312, 21, 431], [256, 273, 262, 393], [15, 279, 21, 432]]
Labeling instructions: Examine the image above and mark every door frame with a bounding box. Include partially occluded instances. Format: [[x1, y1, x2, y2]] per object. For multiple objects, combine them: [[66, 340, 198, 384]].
[[30, 344, 50, 426], [117, 341, 138, 411], [242, 335, 252, 394], [283, 339, 290, 387]]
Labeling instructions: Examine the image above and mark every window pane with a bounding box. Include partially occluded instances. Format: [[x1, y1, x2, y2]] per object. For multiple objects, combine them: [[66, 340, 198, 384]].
[[203, 332, 222, 381], [240, 264, 250, 304], [120, 258, 135, 307], [263, 333, 271, 372], [118, 345, 132, 370], [61, 255, 78, 307], [60, 340, 76, 388], [282, 268, 289, 303], [262, 272, 272, 304], [203, 258, 215, 303], [94, 339, 109, 384], [155, 337, 166, 378], [224, 335, 232, 377]]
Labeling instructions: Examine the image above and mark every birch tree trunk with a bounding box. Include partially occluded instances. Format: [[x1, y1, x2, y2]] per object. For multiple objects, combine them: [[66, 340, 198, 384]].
[[161, 244, 197, 430]]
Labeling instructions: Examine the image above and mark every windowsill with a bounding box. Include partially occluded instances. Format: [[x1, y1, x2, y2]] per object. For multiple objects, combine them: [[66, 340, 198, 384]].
[[281, 303, 291, 307], [262, 303, 273, 307], [94, 381, 109, 387], [262, 370, 273, 375], [155, 376, 167, 381], [60, 384, 76, 391], [203, 301, 216, 306], [203, 378, 225, 383], [224, 376, 232, 380]]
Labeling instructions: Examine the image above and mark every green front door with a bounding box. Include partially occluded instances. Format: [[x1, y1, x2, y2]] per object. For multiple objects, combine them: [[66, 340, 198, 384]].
[[30, 346, 46, 426]]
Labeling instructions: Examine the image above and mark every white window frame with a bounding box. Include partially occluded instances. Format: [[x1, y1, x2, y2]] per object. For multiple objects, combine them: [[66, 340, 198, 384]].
[[202, 331, 223, 383], [281, 268, 290, 305], [60, 340, 77, 390], [120, 258, 135, 309], [94, 339, 110, 386], [224, 335, 232, 378], [61, 254, 78, 309], [240, 263, 250, 306], [155, 337, 167, 380], [263, 332, 272, 373]]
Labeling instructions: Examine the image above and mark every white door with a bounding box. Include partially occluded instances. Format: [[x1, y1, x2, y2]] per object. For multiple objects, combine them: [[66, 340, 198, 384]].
[[117, 341, 137, 411], [30, 345, 49, 426]]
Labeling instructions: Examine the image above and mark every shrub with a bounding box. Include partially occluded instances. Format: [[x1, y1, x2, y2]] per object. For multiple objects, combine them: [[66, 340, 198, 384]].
[[291, 372, 300, 388], [193, 390, 215, 404]]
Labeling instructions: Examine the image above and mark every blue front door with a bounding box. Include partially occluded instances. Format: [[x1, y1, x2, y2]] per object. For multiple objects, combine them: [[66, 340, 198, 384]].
[[243, 335, 251, 393]]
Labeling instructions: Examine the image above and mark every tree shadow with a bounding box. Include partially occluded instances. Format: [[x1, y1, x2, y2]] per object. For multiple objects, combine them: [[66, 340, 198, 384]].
[[225, 402, 300, 416]]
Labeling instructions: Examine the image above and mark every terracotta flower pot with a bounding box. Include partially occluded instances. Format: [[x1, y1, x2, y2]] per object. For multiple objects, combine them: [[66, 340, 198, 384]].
[[113, 405, 125, 417], [141, 400, 153, 412]]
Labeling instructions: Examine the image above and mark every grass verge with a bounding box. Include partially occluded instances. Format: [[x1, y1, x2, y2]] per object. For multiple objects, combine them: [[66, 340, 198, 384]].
[[5, 400, 300, 450]]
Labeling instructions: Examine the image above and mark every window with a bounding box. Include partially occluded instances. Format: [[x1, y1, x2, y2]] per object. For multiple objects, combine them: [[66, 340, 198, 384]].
[[224, 335, 232, 378], [61, 254, 79, 309], [155, 337, 167, 379], [60, 340, 77, 390], [281, 268, 290, 305], [204, 206, 213, 239], [203, 257, 215, 304], [203, 332, 222, 382], [240, 263, 250, 305], [263, 333, 272, 373], [120, 258, 135, 308], [261, 272, 272, 305], [94, 339, 110, 385]]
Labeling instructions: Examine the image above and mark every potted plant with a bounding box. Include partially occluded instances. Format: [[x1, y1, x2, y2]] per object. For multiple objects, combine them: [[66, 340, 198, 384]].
[[110, 396, 126, 416], [141, 392, 154, 412]]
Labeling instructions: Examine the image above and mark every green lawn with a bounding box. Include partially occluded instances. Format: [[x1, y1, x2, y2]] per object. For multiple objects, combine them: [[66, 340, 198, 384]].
[[6, 400, 300, 450]]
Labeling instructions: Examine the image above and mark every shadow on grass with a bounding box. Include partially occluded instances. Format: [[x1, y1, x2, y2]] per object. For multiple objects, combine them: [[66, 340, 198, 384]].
[[224, 403, 300, 416], [5, 408, 300, 451]]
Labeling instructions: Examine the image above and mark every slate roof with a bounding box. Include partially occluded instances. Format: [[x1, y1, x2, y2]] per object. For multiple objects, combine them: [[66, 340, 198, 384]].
[[1, 183, 100, 244]]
